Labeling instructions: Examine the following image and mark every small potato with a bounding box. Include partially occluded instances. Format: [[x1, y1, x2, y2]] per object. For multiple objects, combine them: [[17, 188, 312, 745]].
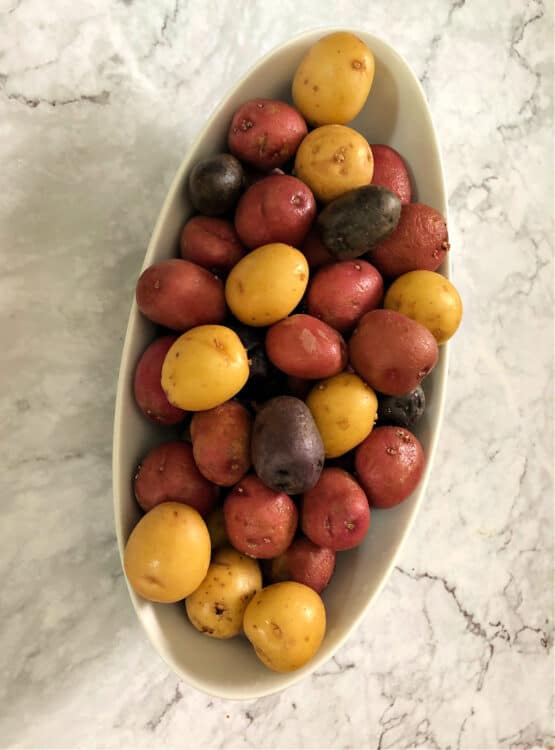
[[188, 153, 243, 216], [205, 507, 229, 550], [301, 227, 335, 270], [267, 537, 336, 593], [161, 325, 249, 411], [294, 125, 373, 204], [306, 373, 378, 458], [292, 32, 375, 126], [134, 441, 218, 517], [133, 336, 187, 425], [384, 270, 463, 344], [223, 475, 298, 559], [185, 547, 262, 639], [136, 259, 226, 331], [370, 144, 412, 204], [124, 502, 210, 603], [190, 401, 252, 486], [180, 216, 245, 274], [301, 468, 370, 551], [244, 582, 326, 672], [377, 386, 426, 430], [225, 243, 309, 327], [265, 314, 347, 379]]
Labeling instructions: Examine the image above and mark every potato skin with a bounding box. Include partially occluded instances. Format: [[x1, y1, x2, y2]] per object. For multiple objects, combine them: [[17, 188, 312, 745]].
[[136, 259, 226, 331], [267, 537, 336, 594], [223, 475, 298, 559], [188, 153, 243, 216], [133, 336, 187, 425], [228, 98, 307, 170], [301, 227, 335, 270], [205, 507, 229, 550], [349, 309, 439, 396], [265, 314, 347, 379], [190, 401, 252, 486], [180, 216, 245, 274], [134, 440, 218, 517], [355, 426, 425, 508], [370, 144, 412, 204]]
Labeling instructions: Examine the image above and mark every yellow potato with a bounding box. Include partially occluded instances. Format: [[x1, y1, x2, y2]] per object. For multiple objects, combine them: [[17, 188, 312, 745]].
[[161, 325, 249, 411], [384, 270, 463, 344], [292, 32, 375, 126], [225, 243, 309, 326], [124, 502, 210, 603], [294, 125, 373, 203], [186, 547, 262, 639], [306, 372, 377, 458], [205, 507, 228, 551], [243, 582, 326, 672]]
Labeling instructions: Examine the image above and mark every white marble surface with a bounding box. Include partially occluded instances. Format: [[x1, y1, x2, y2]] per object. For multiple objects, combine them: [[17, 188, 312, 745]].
[[0, 1, 553, 748]]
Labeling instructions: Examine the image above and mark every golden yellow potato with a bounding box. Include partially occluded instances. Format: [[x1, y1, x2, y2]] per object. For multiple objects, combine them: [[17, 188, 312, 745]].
[[292, 32, 375, 126], [243, 582, 326, 672], [294, 125, 373, 203], [205, 507, 228, 551], [306, 372, 377, 458], [124, 502, 210, 603], [161, 325, 249, 411], [186, 547, 262, 639], [225, 243, 309, 326], [384, 270, 463, 344]]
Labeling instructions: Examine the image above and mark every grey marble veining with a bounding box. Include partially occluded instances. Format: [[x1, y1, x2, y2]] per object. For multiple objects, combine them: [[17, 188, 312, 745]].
[[0, 1, 553, 748]]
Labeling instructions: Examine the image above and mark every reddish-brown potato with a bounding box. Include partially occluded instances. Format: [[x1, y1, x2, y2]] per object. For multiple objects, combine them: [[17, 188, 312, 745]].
[[134, 441, 218, 517], [367, 203, 449, 277], [266, 314, 348, 379], [190, 401, 252, 486], [234, 175, 316, 249], [370, 144, 412, 204], [267, 537, 336, 593], [355, 426, 425, 508], [301, 468, 370, 551], [136, 259, 226, 331], [223, 475, 298, 559], [349, 309, 438, 396], [180, 216, 245, 273], [307, 259, 384, 334], [228, 98, 307, 170], [301, 227, 335, 270], [133, 336, 187, 425]]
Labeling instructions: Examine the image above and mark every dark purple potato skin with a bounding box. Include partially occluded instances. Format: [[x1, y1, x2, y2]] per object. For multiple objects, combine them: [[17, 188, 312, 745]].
[[377, 386, 426, 429], [188, 153, 244, 216]]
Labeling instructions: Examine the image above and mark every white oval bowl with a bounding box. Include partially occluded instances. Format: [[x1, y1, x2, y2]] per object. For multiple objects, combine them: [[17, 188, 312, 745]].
[[113, 28, 449, 700]]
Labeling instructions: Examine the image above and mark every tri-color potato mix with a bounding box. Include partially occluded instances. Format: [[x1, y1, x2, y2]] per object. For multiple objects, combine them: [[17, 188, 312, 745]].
[[125, 31, 463, 674]]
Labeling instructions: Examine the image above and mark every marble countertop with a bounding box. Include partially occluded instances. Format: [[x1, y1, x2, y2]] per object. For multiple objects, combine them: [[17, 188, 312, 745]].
[[1, 0, 553, 748]]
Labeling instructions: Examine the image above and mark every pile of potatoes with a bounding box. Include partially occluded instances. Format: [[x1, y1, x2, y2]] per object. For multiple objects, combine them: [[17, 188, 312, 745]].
[[124, 32, 463, 674]]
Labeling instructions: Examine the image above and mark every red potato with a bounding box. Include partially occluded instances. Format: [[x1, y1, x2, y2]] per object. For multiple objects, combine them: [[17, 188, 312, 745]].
[[301, 468, 370, 551], [133, 336, 187, 425], [136, 259, 226, 331], [190, 401, 252, 486], [235, 175, 316, 249], [370, 144, 412, 205], [266, 537, 336, 593], [301, 227, 335, 270], [228, 98, 307, 170], [355, 426, 425, 508], [134, 441, 218, 517], [307, 259, 384, 334], [180, 216, 245, 274], [367, 203, 449, 278], [266, 314, 348, 379], [349, 309, 438, 396], [223, 475, 298, 559]]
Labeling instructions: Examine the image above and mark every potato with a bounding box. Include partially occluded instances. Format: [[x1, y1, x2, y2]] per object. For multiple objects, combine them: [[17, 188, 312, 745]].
[[180, 216, 245, 274], [287, 375, 313, 400], [188, 153, 243, 216], [301, 227, 335, 270], [292, 32, 375, 126], [301, 468, 370, 551], [266, 537, 336, 593], [370, 144, 412, 204], [223, 475, 298, 559], [355, 426, 425, 508], [161, 325, 249, 411], [228, 98, 307, 170], [134, 440, 218, 517], [306, 259, 383, 334], [133, 336, 187, 425], [367, 203, 450, 277], [225, 243, 309, 327], [205, 507, 229, 550], [306, 373, 378, 458], [265, 314, 347, 379], [244, 582, 326, 672], [136, 259, 226, 331], [190, 400, 252, 486], [185, 547, 262, 639], [295, 125, 374, 203], [124, 502, 210, 603], [377, 386, 426, 430], [235, 175, 316, 249], [349, 309, 439, 396], [384, 270, 463, 344]]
